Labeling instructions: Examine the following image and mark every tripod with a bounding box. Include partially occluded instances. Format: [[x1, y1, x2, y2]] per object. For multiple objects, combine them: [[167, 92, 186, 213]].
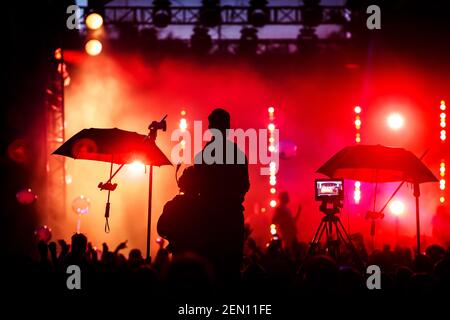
[[307, 199, 364, 268]]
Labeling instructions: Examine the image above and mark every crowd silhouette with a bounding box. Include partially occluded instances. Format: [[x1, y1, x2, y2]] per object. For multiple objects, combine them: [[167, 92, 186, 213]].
[[11, 230, 450, 300]]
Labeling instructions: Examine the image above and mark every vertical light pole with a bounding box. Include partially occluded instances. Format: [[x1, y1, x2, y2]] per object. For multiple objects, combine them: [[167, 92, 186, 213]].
[[354, 106, 362, 204]]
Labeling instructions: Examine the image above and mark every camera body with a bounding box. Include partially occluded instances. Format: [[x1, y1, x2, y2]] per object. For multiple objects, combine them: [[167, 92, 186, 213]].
[[315, 179, 344, 201]]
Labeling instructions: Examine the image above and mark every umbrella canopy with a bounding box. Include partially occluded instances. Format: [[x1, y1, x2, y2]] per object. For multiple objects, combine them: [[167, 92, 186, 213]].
[[317, 145, 437, 184], [53, 128, 172, 166]]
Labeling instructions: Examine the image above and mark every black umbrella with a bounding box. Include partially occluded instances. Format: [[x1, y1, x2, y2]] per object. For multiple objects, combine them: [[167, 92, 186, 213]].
[[317, 144, 438, 255], [53, 118, 171, 261], [53, 127, 171, 166]]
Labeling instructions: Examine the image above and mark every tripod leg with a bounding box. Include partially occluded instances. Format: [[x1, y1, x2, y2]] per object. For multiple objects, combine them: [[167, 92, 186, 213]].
[[308, 219, 327, 256], [335, 218, 365, 268]]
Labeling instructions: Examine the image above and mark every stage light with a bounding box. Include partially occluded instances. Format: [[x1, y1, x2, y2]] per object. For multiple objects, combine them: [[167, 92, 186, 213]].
[[238, 27, 259, 55], [440, 179, 446, 190], [85, 39, 103, 56], [354, 181, 361, 203], [270, 199, 277, 208], [270, 187, 276, 194], [268, 107, 275, 114], [389, 200, 405, 216], [354, 106, 362, 203], [128, 160, 145, 174], [199, 0, 222, 28], [261, 207, 267, 213], [180, 110, 186, 116], [190, 26, 213, 54], [179, 118, 187, 131], [387, 113, 404, 130], [440, 196, 445, 203], [86, 12, 103, 30], [268, 145, 275, 153], [441, 100, 446, 111], [270, 224, 277, 235], [302, 0, 324, 28], [152, 0, 172, 28], [248, 0, 269, 27], [269, 176, 276, 186], [268, 123, 275, 131], [54, 48, 62, 60]]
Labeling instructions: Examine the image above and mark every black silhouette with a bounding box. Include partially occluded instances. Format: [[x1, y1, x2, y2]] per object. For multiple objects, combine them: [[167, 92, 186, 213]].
[[158, 108, 250, 284], [272, 191, 301, 249]]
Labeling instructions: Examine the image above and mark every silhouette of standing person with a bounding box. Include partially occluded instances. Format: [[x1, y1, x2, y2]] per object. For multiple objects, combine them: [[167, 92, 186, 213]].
[[194, 108, 250, 284], [272, 192, 301, 249]]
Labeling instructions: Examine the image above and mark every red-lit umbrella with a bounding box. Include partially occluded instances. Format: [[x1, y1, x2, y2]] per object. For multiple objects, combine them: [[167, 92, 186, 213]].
[[317, 145, 437, 184], [53, 128, 171, 166], [317, 144, 438, 256], [53, 121, 171, 261]]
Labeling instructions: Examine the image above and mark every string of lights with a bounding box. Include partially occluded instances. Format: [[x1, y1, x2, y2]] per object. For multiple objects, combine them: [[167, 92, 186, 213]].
[[354, 105, 361, 204], [268, 106, 277, 209], [439, 100, 446, 203]]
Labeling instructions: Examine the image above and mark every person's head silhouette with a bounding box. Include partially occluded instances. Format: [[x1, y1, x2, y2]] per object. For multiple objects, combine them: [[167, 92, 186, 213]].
[[208, 108, 230, 136], [279, 191, 289, 205]]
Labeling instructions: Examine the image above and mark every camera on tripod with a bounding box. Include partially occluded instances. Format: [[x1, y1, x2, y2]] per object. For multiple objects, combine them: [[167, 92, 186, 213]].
[[315, 179, 344, 201], [315, 179, 344, 213]]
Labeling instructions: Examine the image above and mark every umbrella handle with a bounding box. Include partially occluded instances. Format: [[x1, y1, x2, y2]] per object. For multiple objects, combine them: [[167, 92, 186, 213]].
[[104, 201, 110, 233]]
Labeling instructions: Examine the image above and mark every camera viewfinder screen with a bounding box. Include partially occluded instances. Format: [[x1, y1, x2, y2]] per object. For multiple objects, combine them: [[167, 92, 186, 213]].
[[315, 179, 344, 200]]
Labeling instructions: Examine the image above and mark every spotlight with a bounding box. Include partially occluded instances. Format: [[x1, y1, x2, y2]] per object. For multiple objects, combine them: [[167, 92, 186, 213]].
[[128, 160, 145, 174], [301, 0, 323, 28], [85, 39, 103, 56], [387, 113, 404, 130], [86, 12, 103, 30], [270, 224, 277, 235], [389, 200, 405, 216], [199, 0, 222, 28], [152, 0, 172, 28], [238, 27, 259, 55], [270, 199, 277, 208], [190, 26, 213, 54], [248, 0, 269, 27]]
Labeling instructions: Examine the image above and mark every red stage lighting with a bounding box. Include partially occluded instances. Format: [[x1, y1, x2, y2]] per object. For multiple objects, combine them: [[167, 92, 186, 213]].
[[85, 39, 103, 56], [389, 200, 405, 216], [86, 13, 104, 30], [128, 160, 145, 174], [387, 113, 404, 130]]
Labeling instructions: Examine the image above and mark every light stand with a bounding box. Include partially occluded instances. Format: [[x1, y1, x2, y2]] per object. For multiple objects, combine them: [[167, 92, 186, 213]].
[[414, 182, 421, 256], [145, 115, 167, 262], [97, 115, 168, 262]]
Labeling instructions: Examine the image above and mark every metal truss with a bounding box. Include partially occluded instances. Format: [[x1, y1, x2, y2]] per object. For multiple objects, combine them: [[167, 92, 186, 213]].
[[80, 6, 348, 26], [45, 55, 66, 223]]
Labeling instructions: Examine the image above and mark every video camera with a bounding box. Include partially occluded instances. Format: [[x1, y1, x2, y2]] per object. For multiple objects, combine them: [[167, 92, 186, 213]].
[[315, 179, 344, 201]]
